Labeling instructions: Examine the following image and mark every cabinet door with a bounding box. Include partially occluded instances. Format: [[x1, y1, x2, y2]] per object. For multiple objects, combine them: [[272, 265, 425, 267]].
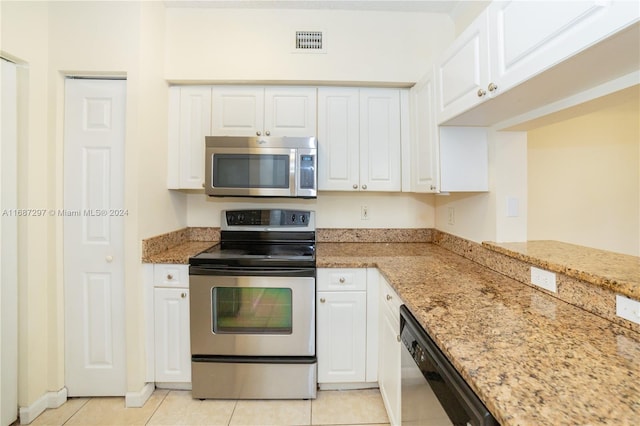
[[379, 306, 401, 426], [211, 86, 264, 136], [264, 87, 317, 137], [359, 89, 401, 192], [317, 87, 360, 191], [410, 69, 439, 193], [439, 126, 488, 192], [436, 11, 490, 124], [178, 87, 212, 189], [317, 291, 367, 383], [154, 288, 191, 383], [378, 277, 401, 425], [488, 0, 639, 94]]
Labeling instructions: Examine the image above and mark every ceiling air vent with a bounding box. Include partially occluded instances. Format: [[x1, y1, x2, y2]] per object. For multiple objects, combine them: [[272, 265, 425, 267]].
[[295, 31, 326, 53]]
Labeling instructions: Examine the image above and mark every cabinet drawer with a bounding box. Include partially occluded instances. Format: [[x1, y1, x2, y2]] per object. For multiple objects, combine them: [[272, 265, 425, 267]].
[[317, 268, 366, 292], [380, 276, 402, 316], [153, 264, 189, 288]]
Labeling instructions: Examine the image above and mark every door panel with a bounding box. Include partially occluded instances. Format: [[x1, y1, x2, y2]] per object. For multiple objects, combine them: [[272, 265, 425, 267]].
[[64, 78, 126, 396]]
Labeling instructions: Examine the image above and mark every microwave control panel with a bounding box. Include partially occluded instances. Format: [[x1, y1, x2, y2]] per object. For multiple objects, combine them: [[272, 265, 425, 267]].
[[299, 154, 316, 190]]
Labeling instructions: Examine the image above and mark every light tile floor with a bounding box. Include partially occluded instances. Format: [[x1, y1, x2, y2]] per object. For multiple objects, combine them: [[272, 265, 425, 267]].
[[25, 388, 390, 426]]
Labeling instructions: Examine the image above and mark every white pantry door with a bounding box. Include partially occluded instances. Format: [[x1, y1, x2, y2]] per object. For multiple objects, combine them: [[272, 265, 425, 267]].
[[64, 78, 126, 396]]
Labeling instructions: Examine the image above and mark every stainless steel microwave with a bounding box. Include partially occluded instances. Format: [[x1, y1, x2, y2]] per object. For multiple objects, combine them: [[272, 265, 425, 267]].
[[205, 136, 317, 198]]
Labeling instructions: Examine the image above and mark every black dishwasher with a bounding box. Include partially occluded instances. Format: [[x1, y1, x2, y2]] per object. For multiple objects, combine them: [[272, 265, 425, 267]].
[[400, 305, 499, 426]]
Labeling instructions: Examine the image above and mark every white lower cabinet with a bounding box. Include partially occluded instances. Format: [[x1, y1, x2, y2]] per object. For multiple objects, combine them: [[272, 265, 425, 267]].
[[151, 264, 191, 387], [317, 268, 378, 387], [378, 276, 402, 426], [317, 290, 367, 383]]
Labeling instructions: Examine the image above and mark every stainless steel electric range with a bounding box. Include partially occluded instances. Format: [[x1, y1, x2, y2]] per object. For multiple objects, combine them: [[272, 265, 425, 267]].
[[189, 209, 317, 399]]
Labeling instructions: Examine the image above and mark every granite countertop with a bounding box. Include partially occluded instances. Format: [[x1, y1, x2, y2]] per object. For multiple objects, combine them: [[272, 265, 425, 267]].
[[483, 240, 640, 299], [142, 241, 215, 264], [317, 242, 640, 426]]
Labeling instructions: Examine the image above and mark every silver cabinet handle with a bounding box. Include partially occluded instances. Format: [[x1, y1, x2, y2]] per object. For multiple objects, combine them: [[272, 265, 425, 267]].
[[430, 185, 436, 191], [339, 277, 345, 284], [386, 294, 392, 301], [353, 184, 358, 189], [477, 88, 486, 97], [167, 274, 173, 280], [256, 131, 262, 136], [488, 82, 498, 92], [320, 298, 326, 303], [181, 292, 187, 298], [362, 184, 367, 190], [397, 335, 401, 342], [105, 255, 113, 263], [265, 130, 271, 136]]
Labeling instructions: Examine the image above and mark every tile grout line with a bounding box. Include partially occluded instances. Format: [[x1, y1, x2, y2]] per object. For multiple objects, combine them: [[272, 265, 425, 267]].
[[144, 388, 170, 425], [226, 398, 238, 426], [61, 398, 91, 425]]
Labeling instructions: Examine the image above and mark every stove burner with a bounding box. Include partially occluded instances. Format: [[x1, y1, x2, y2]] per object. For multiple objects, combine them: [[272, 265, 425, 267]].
[[189, 209, 316, 269]]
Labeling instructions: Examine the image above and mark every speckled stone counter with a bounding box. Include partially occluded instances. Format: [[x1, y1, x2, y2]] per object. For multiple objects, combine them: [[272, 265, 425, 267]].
[[483, 240, 640, 299], [317, 242, 640, 426], [141, 227, 218, 263]]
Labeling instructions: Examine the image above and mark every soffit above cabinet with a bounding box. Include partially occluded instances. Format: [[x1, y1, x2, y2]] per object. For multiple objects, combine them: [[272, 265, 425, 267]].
[[442, 22, 640, 128]]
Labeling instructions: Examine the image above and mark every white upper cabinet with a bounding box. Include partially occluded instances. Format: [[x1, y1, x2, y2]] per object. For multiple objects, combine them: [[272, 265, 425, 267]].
[[435, 12, 491, 124], [318, 87, 402, 192], [438, 0, 639, 125], [317, 88, 360, 191], [211, 86, 317, 137], [408, 68, 439, 193], [211, 86, 264, 136], [488, 0, 639, 94], [167, 86, 212, 190], [439, 127, 488, 192], [360, 89, 402, 192]]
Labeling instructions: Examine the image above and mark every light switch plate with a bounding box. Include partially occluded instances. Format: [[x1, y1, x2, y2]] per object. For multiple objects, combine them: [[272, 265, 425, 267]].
[[616, 295, 640, 325], [530, 266, 557, 293]]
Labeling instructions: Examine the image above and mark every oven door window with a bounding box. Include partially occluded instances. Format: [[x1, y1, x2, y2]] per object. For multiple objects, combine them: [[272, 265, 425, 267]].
[[212, 287, 293, 334], [212, 154, 290, 189]]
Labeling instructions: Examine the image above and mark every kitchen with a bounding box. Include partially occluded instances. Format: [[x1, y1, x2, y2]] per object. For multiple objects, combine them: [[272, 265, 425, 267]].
[[0, 1, 638, 425]]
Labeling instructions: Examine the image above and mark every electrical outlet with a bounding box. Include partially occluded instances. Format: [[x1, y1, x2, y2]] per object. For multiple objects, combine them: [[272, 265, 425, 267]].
[[616, 295, 640, 325], [361, 205, 369, 220], [447, 207, 455, 225], [530, 266, 557, 293]]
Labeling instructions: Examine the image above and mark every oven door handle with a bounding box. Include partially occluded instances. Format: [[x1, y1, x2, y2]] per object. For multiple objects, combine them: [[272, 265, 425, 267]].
[[189, 266, 315, 277]]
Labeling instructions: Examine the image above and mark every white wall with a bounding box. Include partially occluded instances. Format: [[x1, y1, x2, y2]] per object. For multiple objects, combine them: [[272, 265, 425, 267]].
[[527, 88, 639, 256], [1, 0, 186, 412], [165, 7, 453, 84], [187, 191, 435, 229]]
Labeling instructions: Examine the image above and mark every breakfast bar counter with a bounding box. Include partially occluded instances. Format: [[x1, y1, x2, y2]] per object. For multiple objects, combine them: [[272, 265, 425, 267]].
[[317, 242, 640, 426]]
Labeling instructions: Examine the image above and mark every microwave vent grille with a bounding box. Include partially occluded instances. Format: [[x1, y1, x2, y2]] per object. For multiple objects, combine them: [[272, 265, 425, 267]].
[[295, 31, 324, 52]]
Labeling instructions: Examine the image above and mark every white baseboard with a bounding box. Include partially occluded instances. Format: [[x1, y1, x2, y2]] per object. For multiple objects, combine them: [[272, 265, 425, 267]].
[[19, 387, 67, 424], [125, 382, 155, 408]]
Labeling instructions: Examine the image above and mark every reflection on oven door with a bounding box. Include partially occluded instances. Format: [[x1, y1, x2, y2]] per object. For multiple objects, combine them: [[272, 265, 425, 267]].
[[189, 274, 315, 357]]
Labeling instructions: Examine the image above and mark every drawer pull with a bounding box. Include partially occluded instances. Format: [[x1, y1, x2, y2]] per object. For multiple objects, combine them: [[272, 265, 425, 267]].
[[397, 335, 401, 343], [339, 277, 346, 284], [320, 298, 326, 303], [181, 292, 187, 298], [386, 294, 392, 301], [167, 274, 173, 280]]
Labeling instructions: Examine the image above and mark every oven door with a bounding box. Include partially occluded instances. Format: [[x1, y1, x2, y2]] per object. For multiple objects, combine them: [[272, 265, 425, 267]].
[[205, 147, 296, 197], [190, 270, 315, 357]]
